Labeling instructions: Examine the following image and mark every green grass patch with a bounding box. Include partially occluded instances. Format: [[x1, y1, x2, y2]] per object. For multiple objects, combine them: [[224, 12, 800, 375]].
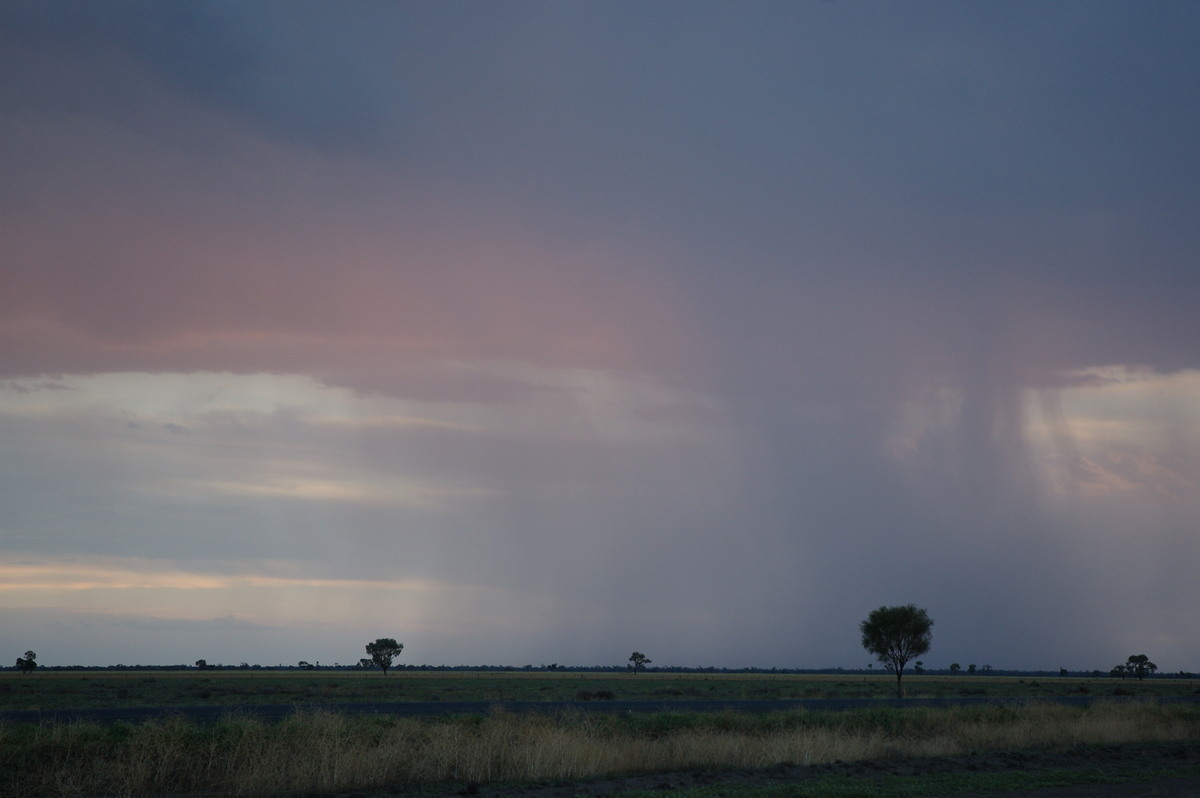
[[1, 704, 1198, 797], [3, 671, 1196, 711]]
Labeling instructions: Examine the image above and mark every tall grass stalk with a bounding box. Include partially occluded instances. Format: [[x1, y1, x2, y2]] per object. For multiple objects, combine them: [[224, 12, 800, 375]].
[[2, 701, 1197, 797]]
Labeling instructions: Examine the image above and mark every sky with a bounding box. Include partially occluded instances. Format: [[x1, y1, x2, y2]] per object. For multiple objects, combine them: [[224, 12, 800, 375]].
[[2, 1, 1199, 672]]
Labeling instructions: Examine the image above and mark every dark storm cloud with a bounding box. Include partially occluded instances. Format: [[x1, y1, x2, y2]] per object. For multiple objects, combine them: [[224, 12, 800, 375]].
[[0, 0, 389, 149], [2, 1, 1199, 669]]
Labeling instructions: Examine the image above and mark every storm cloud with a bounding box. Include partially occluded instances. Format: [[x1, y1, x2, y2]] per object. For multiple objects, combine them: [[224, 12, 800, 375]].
[[2, 1, 1198, 671]]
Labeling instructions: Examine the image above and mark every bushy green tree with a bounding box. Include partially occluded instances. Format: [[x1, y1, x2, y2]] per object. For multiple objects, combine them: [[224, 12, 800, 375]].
[[1125, 654, 1157, 680], [15, 651, 37, 674], [860, 605, 933, 698], [365, 638, 403, 675]]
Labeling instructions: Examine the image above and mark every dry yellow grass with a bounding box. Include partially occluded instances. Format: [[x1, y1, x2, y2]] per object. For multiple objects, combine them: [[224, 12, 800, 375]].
[[2, 701, 1198, 797]]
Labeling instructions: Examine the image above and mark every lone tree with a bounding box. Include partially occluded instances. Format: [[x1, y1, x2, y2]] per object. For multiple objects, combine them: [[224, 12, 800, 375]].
[[365, 638, 403, 675], [15, 651, 37, 674], [628, 651, 651, 674], [1126, 654, 1157, 680], [860, 604, 933, 698]]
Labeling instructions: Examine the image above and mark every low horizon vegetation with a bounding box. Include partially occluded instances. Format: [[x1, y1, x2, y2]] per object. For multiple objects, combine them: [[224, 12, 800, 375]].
[[11, 660, 1189, 674]]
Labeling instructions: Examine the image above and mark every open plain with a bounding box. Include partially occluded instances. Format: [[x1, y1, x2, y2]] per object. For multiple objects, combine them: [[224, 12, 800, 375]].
[[2, 670, 1199, 796], [4, 668, 1197, 710]]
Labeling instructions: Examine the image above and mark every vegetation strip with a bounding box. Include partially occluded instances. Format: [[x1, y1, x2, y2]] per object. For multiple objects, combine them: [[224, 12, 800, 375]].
[[2, 700, 1198, 797], [2, 670, 1195, 711]]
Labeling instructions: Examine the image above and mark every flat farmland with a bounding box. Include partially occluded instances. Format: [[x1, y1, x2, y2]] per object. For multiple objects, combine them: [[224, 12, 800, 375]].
[[2, 671, 1200, 797], [0, 669, 1194, 711]]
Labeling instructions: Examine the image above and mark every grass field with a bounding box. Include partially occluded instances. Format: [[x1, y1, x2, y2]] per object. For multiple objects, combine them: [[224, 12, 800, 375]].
[[2, 700, 1199, 797], [2, 671, 1198, 797], [2, 669, 1195, 710]]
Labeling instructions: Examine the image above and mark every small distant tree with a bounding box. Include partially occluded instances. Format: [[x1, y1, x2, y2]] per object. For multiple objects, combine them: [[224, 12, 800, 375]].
[[1125, 654, 1157, 680], [860, 604, 933, 698], [358, 658, 375, 670], [914, 661, 925, 674], [628, 651, 651, 674], [967, 664, 976, 675], [1111, 664, 1129, 679], [15, 651, 37, 674], [194, 658, 207, 670], [949, 663, 961, 673], [365, 638, 403, 675]]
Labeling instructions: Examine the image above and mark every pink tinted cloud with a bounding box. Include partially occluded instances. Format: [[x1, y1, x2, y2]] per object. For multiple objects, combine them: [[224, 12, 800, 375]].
[[1, 193, 695, 401]]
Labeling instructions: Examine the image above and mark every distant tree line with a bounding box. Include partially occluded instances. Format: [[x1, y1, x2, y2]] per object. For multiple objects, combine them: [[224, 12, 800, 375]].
[[10, 633, 1190, 678]]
